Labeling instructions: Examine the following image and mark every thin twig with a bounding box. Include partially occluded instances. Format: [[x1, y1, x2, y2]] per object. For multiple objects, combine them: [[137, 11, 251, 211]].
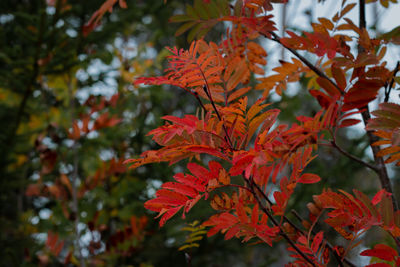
[[384, 61, 400, 102], [192, 90, 207, 112], [329, 141, 378, 172]]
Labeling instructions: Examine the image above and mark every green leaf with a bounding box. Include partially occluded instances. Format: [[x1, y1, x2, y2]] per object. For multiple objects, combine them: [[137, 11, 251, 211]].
[[175, 21, 198, 37], [169, 14, 193, 23]]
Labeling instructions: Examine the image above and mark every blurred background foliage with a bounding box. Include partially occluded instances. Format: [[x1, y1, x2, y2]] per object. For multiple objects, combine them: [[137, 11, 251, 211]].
[[1, 0, 398, 266]]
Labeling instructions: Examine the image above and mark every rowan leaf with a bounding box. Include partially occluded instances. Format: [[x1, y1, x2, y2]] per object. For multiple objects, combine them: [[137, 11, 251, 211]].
[[298, 173, 321, 184], [360, 244, 398, 262], [311, 231, 324, 254], [339, 118, 361, 128], [331, 64, 347, 91]]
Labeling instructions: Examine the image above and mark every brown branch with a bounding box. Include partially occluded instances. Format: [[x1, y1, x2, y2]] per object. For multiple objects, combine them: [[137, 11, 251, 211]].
[[357, 0, 398, 211], [192, 90, 207, 113], [384, 61, 400, 102], [329, 141, 378, 172]]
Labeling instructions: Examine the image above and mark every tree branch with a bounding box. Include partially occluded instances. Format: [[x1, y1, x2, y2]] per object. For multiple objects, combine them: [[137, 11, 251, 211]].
[[384, 61, 400, 102], [357, 0, 398, 211], [328, 141, 379, 172], [5, 5, 45, 149]]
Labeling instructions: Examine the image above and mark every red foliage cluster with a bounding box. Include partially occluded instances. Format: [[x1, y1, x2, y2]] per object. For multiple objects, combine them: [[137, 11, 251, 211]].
[[130, 0, 400, 266]]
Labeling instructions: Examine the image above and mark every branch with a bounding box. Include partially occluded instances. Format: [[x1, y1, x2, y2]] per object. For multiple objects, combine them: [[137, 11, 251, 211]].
[[384, 61, 400, 102], [328, 141, 379, 172], [5, 6, 45, 149], [357, 0, 398, 211], [192, 90, 207, 113]]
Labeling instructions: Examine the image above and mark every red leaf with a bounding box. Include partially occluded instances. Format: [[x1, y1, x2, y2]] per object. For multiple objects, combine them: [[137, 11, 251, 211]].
[[162, 182, 198, 198], [173, 173, 206, 192], [361, 244, 397, 262], [339, 118, 361, 128], [224, 225, 240, 240], [311, 231, 324, 253], [187, 162, 213, 182], [83, 0, 127, 36], [372, 189, 391, 205], [25, 184, 41, 196], [159, 207, 182, 226], [298, 173, 321, 184], [46, 231, 58, 249], [309, 89, 332, 109], [53, 240, 64, 256], [365, 264, 392, 267]]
